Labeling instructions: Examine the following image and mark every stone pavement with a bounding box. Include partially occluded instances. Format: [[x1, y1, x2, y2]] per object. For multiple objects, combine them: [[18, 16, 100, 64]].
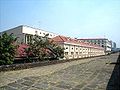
[[0, 53, 119, 90]]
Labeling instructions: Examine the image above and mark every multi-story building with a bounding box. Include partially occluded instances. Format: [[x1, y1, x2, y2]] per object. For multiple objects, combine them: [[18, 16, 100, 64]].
[[0, 25, 58, 44], [0, 25, 105, 59], [78, 38, 112, 54], [111, 41, 116, 49], [52, 36, 105, 59], [111, 41, 117, 52]]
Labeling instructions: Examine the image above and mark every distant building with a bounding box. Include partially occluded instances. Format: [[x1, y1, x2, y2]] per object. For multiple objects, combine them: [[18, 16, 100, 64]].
[[111, 41, 117, 52], [111, 41, 116, 49], [52, 36, 105, 59], [78, 38, 112, 54], [0, 25, 58, 44]]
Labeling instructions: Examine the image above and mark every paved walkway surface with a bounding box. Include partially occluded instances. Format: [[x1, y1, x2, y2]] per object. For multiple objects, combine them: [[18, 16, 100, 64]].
[[0, 53, 119, 90]]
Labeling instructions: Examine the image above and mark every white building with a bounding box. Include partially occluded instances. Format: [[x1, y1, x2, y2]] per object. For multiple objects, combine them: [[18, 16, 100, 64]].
[[0, 25, 105, 59], [111, 41, 117, 52], [0, 25, 58, 44], [78, 38, 112, 54], [52, 36, 105, 59]]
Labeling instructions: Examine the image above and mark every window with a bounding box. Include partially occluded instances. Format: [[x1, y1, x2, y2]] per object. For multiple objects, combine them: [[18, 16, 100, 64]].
[[72, 48, 73, 49], [71, 52, 74, 55], [40, 32, 41, 34], [76, 52, 78, 55], [25, 34, 27, 44], [35, 31, 38, 34], [76, 48, 78, 50], [102, 45, 104, 47], [27, 35, 29, 42], [25, 34, 30, 44], [98, 40, 100, 43], [65, 52, 68, 55], [29, 35, 33, 43], [79, 52, 82, 54], [25, 34, 33, 44], [66, 47, 68, 49], [79, 48, 81, 50]]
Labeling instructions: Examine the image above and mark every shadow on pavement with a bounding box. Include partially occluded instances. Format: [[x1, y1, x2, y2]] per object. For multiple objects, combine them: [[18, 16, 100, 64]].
[[106, 52, 120, 90]]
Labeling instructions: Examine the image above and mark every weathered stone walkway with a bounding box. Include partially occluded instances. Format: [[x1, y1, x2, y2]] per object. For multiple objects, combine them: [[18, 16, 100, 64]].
[[0, 53, 119, 90]]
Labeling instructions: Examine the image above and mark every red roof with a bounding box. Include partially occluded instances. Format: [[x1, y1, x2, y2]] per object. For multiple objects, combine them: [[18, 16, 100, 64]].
[[52, 35, 104, 50], [78, 38, 107, 40]]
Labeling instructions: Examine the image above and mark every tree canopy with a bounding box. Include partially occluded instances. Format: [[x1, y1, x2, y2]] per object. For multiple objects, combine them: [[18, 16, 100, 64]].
[[25, 34, 64, 61], [0, 33, 17, 65]]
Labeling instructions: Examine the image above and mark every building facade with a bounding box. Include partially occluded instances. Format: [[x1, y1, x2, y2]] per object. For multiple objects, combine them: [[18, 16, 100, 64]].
[[111, 41, 116, 49], [0, 25, 58, 44], [1, 25, 105, 59], [111, 41, 117, 52], [78, 38, 112, 54], [52, 36, 105, 59]]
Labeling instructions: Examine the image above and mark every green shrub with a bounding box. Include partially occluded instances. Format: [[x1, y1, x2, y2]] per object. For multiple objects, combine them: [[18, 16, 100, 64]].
[[0, 33, 17, 65]]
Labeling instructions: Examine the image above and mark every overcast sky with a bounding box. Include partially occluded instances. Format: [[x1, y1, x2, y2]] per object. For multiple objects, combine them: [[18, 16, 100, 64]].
[[0, 0, 120, 47]]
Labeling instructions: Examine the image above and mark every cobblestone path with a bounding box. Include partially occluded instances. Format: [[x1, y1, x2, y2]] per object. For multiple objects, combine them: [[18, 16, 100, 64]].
[[0, 53, 119, 90]]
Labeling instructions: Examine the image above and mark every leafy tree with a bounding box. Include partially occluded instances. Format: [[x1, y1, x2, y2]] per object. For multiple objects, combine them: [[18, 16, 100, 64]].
[[47, 43, 64, 59], [25, 34, 64, 61], [52, 45, 64, 58], [0, 33, 17, 65], [25, 34, 48, 60]]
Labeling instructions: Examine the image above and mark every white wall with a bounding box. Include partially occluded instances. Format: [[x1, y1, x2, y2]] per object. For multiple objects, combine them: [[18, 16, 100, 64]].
[[1, 25, 58, 43], [63, 42, 105, 59], [22, 25, 58, 38]]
